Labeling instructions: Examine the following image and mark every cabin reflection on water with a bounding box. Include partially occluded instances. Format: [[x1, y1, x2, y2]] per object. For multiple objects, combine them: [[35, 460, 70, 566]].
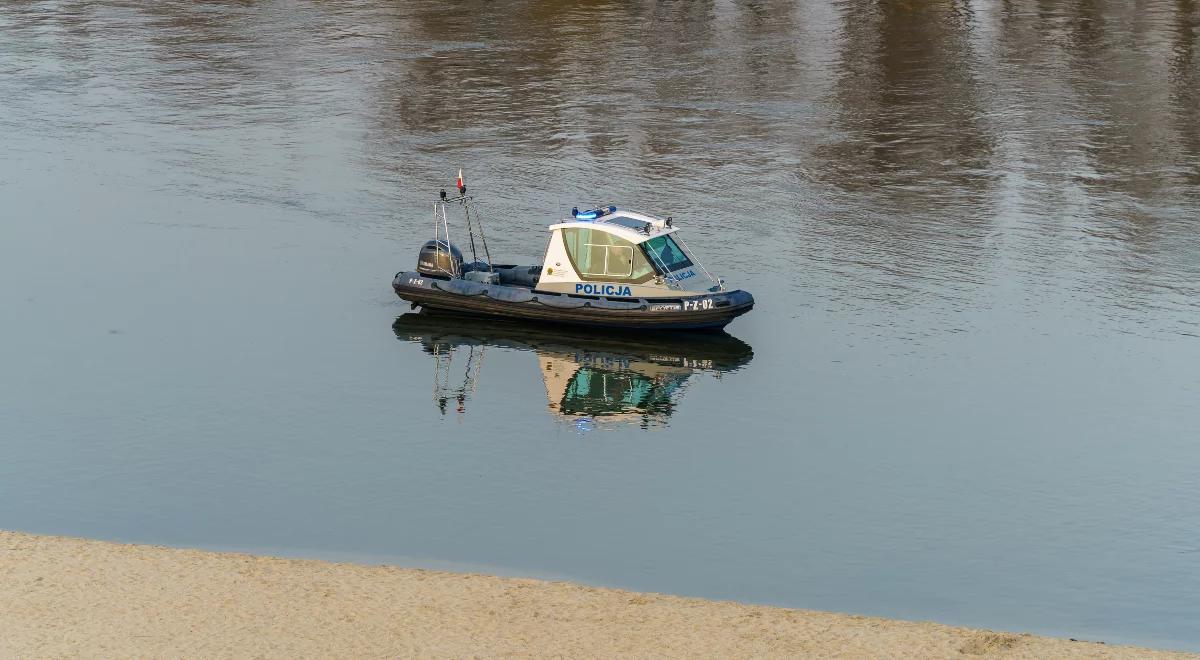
[[391, 314, 753, 429]]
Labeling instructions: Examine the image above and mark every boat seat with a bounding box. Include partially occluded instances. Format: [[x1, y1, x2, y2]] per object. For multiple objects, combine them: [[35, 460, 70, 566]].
[[496, 265, 542, 288]]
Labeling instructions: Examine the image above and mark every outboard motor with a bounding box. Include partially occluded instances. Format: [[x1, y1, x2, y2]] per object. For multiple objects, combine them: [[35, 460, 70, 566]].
[[417, 240, 463, 278]]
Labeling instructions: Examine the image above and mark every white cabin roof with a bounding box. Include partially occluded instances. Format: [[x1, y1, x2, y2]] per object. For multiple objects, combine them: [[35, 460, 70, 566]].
[[548, 209, 678, 245]]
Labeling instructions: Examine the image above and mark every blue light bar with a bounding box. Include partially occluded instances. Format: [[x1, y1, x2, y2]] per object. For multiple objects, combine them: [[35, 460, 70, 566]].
[[571, 205, 617, 221]]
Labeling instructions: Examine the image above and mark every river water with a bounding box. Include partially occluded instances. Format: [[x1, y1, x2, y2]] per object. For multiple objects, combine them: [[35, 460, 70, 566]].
[[2, 0, 1199, 651]]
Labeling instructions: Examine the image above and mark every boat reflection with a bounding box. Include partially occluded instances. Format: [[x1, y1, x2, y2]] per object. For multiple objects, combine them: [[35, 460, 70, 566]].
[[392, 313, 754, 429]]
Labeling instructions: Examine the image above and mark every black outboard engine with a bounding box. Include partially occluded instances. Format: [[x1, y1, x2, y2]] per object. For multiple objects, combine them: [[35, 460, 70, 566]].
[[417, 240, 463, 278]]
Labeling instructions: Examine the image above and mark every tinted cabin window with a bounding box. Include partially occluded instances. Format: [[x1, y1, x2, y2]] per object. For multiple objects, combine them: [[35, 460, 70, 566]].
[[562, 228, 656, 283], [641, 235, 693, 273]]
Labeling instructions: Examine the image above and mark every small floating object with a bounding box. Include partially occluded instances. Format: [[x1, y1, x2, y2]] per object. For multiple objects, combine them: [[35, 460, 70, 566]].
[[392, 172, 754, 331]]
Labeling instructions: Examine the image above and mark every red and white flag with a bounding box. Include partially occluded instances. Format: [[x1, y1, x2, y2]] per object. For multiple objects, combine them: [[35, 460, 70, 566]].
[[456, 169, 464, 191]]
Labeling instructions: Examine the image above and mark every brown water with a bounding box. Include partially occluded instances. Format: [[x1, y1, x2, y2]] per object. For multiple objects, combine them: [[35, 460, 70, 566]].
[[2, 0, 1199, 650]]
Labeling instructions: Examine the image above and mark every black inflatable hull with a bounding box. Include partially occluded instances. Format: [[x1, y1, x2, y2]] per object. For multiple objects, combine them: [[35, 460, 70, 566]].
[[392, 271, 754, 331]]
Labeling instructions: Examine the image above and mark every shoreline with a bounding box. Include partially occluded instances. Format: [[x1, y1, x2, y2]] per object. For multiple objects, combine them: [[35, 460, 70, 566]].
[[1, 530, 1193, 659]]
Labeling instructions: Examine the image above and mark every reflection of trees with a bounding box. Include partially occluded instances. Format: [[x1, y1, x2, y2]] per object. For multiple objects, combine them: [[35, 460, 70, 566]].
[[1, 1, 96, 90], [634, 0, 799, 179], [986, 0, 1200, 323], [1062, 0, 1192, 199], [819, 0, 994, 200], [1168, 0, 1200, 188], [6, 0, 1196, 327], [989, 0, 1199, 199], [363, 1, 805, 189], [361, 1, 661, 239], [374, 2, 569, 138], [115, 2, 275, 115], [804, 0, 997, 309]]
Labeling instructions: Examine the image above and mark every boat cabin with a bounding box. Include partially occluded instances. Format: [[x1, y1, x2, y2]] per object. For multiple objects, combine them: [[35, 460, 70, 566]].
[[536, 207, 719, 298]]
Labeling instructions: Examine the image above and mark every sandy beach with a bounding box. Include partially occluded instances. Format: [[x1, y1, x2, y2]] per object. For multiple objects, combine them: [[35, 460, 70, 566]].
[[0, 531, 1192, 659]]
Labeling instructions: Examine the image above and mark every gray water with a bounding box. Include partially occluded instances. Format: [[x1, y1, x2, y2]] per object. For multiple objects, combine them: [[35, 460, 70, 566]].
[[2, 0, 1199, 651]]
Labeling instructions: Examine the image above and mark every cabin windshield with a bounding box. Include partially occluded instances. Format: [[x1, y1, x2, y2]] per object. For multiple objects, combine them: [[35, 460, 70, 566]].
[[641, 234, 693, 274]]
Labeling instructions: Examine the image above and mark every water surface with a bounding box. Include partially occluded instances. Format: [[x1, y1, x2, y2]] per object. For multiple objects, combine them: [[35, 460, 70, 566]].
[[2, 0, 1199, 651]]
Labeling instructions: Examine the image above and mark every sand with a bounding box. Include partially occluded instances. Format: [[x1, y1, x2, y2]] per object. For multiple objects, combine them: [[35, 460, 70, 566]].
[[0, 530, 1192, 659]]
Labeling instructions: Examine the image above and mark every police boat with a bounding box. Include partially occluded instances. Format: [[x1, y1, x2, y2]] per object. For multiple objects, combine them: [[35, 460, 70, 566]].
[[391, 175, 754, 331]]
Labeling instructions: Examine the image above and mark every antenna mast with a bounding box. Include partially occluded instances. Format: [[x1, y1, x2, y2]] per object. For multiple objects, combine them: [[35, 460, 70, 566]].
[[441, 169, 492, 272]]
